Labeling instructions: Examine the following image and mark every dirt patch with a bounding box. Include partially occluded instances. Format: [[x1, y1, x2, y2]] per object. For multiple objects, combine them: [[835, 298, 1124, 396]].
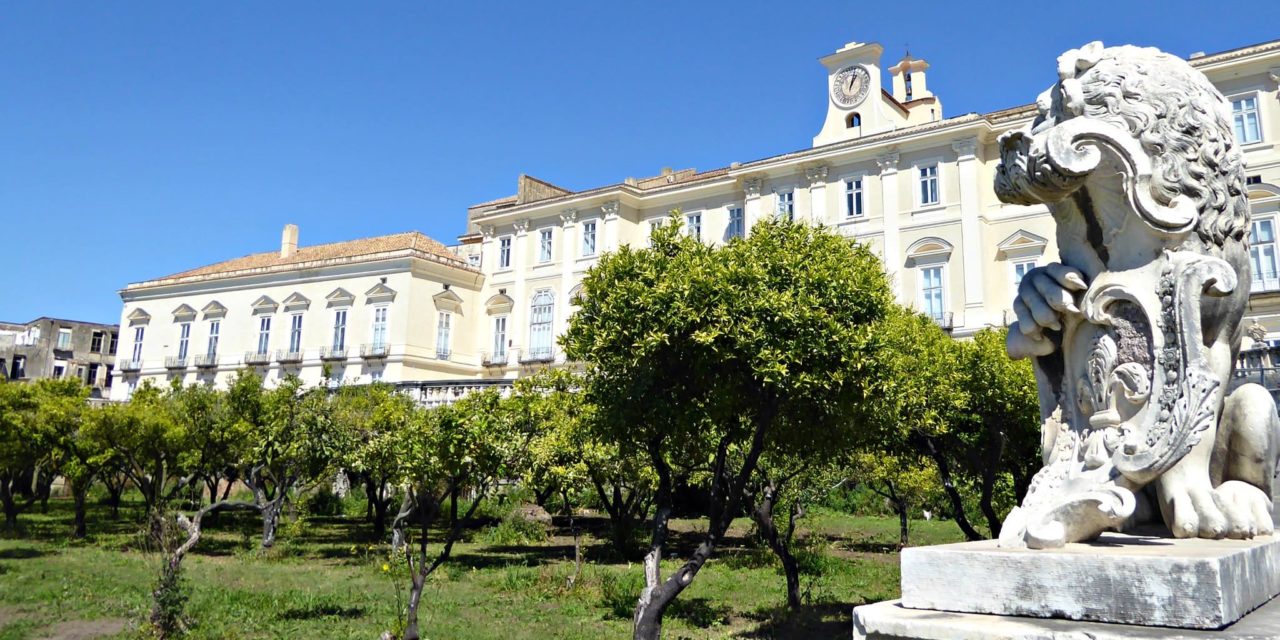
[[36, 618, 129, 640], [0, 605, 34, 623]]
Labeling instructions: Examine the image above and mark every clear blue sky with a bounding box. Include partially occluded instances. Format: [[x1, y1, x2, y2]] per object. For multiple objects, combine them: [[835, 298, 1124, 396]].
[[2, 1, 1277, 324]]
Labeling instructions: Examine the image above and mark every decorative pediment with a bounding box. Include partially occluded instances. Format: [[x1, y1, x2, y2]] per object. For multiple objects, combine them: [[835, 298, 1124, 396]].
[[326, 287, 355, 308], [126, 308, 151, 325], [569, 284, 585, 306], [251, 295, 278, 315], [485, 293, 515, 315], [433, 288, 464, 314], [365, 282, 398, 304], [282, 292, 311, 311], [996, 230, 1049, 260], [905, 237, 954, 266], [171, 304, 197, 321], [1247, 182, 1280, 200], [201, 300, 227, 319]]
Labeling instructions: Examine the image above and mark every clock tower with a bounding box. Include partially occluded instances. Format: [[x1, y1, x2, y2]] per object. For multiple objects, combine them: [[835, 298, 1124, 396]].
[[813, 41, 942, 147]]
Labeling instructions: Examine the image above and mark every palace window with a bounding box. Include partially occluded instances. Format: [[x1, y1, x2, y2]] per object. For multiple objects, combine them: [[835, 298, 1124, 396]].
[[919, 164, 939, 206], [56, 328, 72, 350], [493, 316, 507, 359], [207, 320, 220, 358], [1012, 259, 1037, 289], [1251, 218, 1279, 292], [256, 316, 271, 355], [728, 207, 744, 239], [90, 331, 104, 353], [582, 220, 597, 256], [539, 228, 553, 262], [332, 310, 348, 350], [11, 356, 25, 380], [845, 178, 864, 217], [499, 237, 512, 269], [529, 290, 554, 359], [108, 332, 118, 355], [53, 362, 66, 378], [686, 212, 702, 241], [87, 363, 99, 385], [1233, 96, 1262, 145], [776, 190, 794, 221], [131, 327, 145, 362], [920, 266, 945, 321], [288, 313, 303, 353], [176, 322, 191, 360], [371, 306, 388, 348], [648, 220, 663, 247], [436, 312, 452, 359]]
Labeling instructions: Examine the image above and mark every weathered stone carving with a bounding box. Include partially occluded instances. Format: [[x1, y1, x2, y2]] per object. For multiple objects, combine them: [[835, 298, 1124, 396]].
[[995, 42, 1279, 548]]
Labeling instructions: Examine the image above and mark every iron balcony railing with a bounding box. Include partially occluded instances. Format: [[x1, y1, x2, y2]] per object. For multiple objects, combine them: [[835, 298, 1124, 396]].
[[931, 311, 955, 330], [319, 346, 348, 361], [243, 351, 272, 366], [164, 356, 188, 370], [193, 354, 218, 368], [117, 358, 142, 372], [436, 348, 451, 361], [360, 343, 389, 359], [518, 347, 556, 364], [276, 349, 304, 364], [481, 351, 508, 367]]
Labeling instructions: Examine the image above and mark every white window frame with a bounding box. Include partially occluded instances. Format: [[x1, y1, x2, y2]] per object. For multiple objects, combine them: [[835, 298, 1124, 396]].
[[538, 228, 553, 263], [256, 316, 272, 355], [775, 189, 795, 220], [493, 315, 508, 359], [843, 176, 865, 218], [206, 320, 220, 358], [1230, 92, 1263, 145], [176, 322, 191, 360], [686, 212, 702, 241], [529, 290, 555, 358], [331, 309, 348, 351], [498, 236, 513, 269], [436, 311, 452, 358], [918, 265, 947, 322], [581, 220, 597, 257], [727, 205, 745, 239], [1251, 215, 1280, 292], [1011, 259, 1038, 290], [56, 328, 72, 350], [131, 326, 145, 362], [371, 305, 389, 348], [916, 161, 941, 208], [647, 219, 664, 247], [288, 313, 304, 353]]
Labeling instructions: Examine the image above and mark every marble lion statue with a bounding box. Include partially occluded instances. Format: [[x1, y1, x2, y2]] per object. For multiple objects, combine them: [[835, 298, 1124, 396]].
[[993, 41, 1279, 548]]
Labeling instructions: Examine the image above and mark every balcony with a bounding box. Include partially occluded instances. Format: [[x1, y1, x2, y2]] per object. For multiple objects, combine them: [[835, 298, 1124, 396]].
[[436, 348, 451, 361], [276, 350, 304, 364], [930, 312, 955, 330], [164, 356, 188, 370], [518, 347, 556, 365], [360, 343, 389, 360], [319, 346, 348, 361], [117, 358, 142, 372], [481, 351, 508, 367], [243, 351, 272, 366], [194, 354, 218, 369]]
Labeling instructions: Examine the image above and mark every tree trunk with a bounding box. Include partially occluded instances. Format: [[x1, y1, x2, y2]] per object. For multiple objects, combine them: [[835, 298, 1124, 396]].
[[978, 469, 1002, 539], [747, 483, 801, 609], [888, 482, 909, 548], [633, 449, 673, 640], [73, 486, 88, 539], [918, 435, 984, 541], [372, 493, 389, 540], [261, 501, 280, 548], [364, 478, 378, 523], [36, 468, 53, 513], [105, 477, 124, 518]]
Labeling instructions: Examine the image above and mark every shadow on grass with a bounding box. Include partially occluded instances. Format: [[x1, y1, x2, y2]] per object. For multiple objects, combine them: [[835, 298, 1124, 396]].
[[278, 604, 366, 620], [736, 602, 855, 639], [0, 547, 46, 560]]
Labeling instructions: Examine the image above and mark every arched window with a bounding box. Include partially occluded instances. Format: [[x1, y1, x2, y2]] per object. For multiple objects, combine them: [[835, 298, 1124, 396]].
[[528, 290, 555, 360], [846, 112, 862, 128]]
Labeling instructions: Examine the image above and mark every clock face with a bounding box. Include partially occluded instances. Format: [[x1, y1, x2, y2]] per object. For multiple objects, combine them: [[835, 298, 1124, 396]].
[[831, 65, 871, 108]]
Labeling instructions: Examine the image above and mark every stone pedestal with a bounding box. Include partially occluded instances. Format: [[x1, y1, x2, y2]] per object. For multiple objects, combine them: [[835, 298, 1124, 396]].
[[853, 533, 1280, 639]]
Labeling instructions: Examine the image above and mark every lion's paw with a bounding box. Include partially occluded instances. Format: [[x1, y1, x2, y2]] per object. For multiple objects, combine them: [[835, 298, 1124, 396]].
[[1163, 480, 1229, 539], [1215, 480, 1275, 539]]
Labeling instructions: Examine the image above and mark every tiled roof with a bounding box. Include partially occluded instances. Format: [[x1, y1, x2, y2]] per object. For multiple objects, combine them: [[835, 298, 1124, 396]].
[[129, 231, 474, 290]]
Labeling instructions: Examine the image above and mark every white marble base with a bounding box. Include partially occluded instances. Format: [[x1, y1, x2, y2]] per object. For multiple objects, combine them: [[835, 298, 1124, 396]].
[[899, 532, 1280, 629], [853, 594, 1280, 640]]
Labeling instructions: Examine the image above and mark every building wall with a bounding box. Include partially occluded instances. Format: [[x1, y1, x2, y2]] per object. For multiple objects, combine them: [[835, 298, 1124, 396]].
[[0, 318, 120, 398]]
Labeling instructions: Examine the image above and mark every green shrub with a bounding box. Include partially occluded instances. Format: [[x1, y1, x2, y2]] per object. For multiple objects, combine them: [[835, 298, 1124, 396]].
[[479, 515, 547, 546], [599, 570, 644, 619], [303, 487, 344, 517]]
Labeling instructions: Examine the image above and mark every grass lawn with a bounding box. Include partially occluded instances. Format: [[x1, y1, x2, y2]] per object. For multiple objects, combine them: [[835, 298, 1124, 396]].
[[0, 497, 967, 639]]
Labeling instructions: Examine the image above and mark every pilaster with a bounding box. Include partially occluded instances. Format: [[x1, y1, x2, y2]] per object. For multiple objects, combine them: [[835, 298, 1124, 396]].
[[742, 176, 764, 235], [557, 209, 577, 361], [511, 218, 530, 359], [953, 138, 984, 328], [805, 165, 830, 224], [601, 201, 620, 252], [876, 153, 903, 302]]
